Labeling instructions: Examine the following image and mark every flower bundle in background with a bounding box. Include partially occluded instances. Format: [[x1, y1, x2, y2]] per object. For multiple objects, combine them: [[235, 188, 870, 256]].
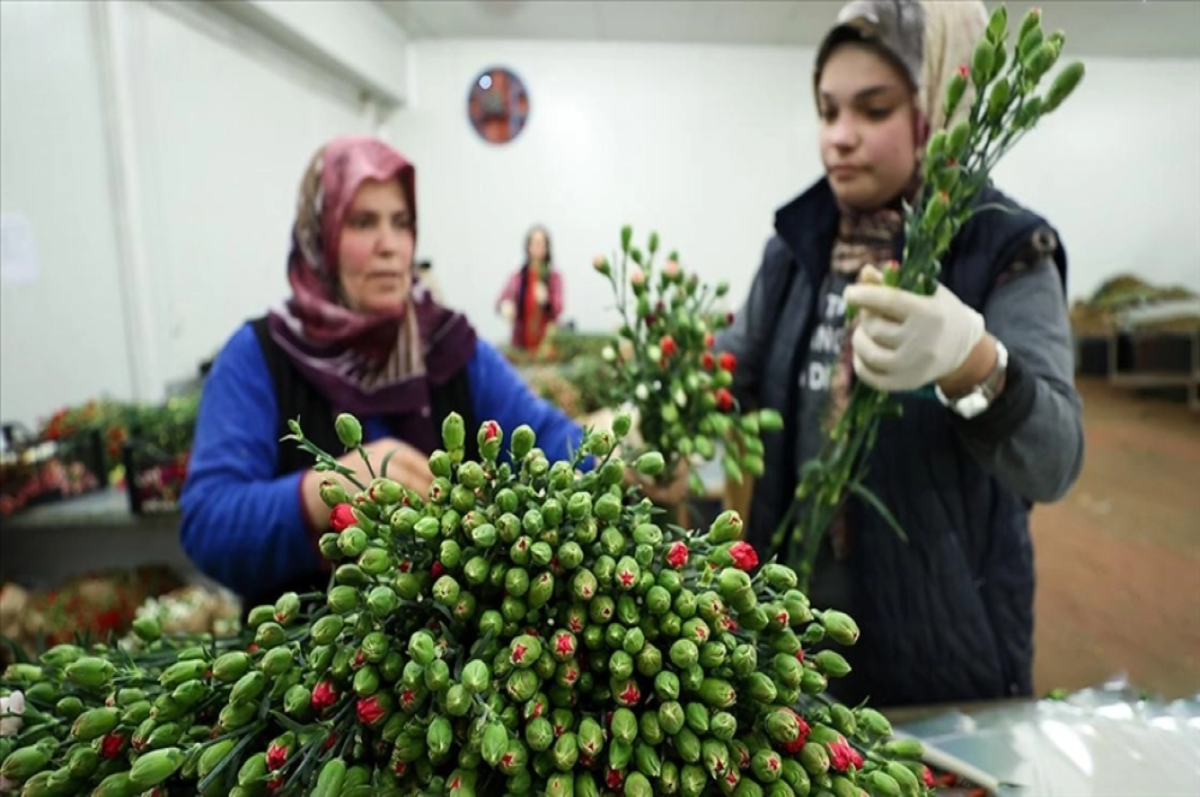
[[778, 5, 1087, 587], [0, 412, 934, 796], [593, 227, 783, 496]]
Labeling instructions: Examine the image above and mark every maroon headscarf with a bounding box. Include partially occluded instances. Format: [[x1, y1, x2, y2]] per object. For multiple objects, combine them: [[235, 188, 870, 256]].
[[267, 135, 476, 450]]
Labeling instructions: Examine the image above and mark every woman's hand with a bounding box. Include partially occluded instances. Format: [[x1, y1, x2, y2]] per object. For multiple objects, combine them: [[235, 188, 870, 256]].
[[844, 273, 986, 393], [302, 438, 433, 531], [629, 458, 691, 508]]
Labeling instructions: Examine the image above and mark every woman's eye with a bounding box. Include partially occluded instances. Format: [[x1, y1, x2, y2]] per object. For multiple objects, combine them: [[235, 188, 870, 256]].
[[866, 107, 894, 120], [820, 108, 838, 123]]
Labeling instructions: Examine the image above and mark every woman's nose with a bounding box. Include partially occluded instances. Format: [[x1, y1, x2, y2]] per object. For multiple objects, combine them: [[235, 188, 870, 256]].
[[378, 225, 403, 253], [829, 116, 860, 149]]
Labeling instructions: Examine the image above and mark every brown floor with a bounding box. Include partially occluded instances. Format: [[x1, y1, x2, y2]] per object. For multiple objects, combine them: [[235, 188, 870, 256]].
[[1031, 378, 1200, 699]]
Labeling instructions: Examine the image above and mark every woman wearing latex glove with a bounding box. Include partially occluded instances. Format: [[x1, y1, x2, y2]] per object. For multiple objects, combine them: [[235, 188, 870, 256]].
[[846, 263, 992, 397], [715, 0, 1083, 708]]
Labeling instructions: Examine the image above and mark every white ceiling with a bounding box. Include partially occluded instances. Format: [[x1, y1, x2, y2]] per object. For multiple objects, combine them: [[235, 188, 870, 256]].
[[377, 1, 1200, 59]]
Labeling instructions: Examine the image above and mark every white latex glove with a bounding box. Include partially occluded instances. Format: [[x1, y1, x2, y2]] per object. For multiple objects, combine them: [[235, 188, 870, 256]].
[[843, 282, 985, 392], [0, 690, 24, 738], [533, 281, 549, 304], [499, 300, 516, 321]]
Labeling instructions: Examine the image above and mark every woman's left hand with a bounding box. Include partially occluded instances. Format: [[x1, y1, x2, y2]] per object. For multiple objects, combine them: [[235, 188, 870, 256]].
[[844, 280, 986, 393], [631, 458, 691, 507]]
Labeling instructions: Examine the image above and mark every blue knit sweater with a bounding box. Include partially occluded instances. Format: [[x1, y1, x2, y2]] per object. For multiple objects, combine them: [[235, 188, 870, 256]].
[[179, 323, 585, 597]]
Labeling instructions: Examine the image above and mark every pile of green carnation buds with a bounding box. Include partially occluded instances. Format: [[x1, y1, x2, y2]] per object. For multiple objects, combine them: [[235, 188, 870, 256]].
[[1, 411, 934, 796], [593, 226, 784, 495], [779, 3, 1088, 588]]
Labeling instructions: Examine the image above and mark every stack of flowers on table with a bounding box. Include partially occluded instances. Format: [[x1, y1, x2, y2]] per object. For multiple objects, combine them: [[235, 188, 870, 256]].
[[0, 412, 935, 796]]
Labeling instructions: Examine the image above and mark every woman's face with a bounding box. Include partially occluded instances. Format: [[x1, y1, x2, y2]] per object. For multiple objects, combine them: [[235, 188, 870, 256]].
[[337, 178, 415, 314], [527, 229, 549, 265], [817, 42, 920, 211]]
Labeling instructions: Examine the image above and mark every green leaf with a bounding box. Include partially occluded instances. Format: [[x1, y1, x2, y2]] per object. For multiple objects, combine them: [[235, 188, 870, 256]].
[[269, 710, 308, 735], [847, 482, 909, 544], [379, 446, 402, 479]]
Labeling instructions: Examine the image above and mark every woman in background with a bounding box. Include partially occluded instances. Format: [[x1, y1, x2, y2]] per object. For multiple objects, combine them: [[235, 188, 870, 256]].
[[496, 225, 564, 353], [180, 137, 588, 611], [717, 0, 1083, 707]]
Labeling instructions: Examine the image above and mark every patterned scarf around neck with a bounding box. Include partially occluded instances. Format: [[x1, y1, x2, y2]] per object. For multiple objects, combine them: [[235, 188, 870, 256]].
[[266, 136, 477, 452]]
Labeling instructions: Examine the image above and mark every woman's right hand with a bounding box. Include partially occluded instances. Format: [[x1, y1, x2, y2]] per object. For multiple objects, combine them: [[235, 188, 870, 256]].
[[302, 437, 434, 530]]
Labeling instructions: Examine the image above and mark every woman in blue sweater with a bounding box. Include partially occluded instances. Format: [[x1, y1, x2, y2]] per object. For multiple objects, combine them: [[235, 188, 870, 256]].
[[180, 136, 610, 609]]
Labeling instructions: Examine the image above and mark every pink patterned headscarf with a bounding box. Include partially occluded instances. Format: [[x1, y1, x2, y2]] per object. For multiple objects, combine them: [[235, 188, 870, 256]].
[[267, 136, 476, 434]]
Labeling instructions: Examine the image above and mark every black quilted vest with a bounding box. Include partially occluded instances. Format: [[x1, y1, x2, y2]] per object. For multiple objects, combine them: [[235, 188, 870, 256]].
[[242, 317, 478, 614], [746, 179, 1067, 707]]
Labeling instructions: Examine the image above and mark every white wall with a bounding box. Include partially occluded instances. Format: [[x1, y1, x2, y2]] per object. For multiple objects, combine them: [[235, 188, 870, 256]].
[[0, 1, 134, 430], [123, 1, 374, 386], [398, 40, 1200, 345], [0, 0, 399, 427], [3, 15, 1199, 427]]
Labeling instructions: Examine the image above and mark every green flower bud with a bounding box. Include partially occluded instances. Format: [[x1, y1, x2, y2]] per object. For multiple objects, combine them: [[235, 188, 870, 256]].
[[158, 659, 207, 689], [633, 451, 665, 477], [510, 424, 536, 461], [592, 492, 620, 523], [65, 656, 115, 690], [481, 723, 509, 767], [428, 449, 452, 479], [432, 576, 461, 606], [698, 678, 736, 709], [408, 630, 436, 666], [499, 737, 530, 775], [971, 39, 995, 88], [814, 649, 851, 678], [885, 761, 921, 792], [254, 621, 286, 649], [821, 610, 860, 645], [709, 509, 744, 542], [441, 412, 466, 451], [461, 660, 490, 694], [284, 684, 311, 716], [799, 741, 829, 777], [70, 707, 119, 742], [335, 413, 363, 448], [49, 695, 83, 722], [800, 667, 828, 695], [882, 737, 925, 759], [129, 746, 185, 789], [986, 75, 1011, 124], [91, 772, 135, 797], [337, 527, 370, 557], [614, 556, 641, 591], [530, 540, 554, 567], [66, 746, 99, 780], [633, 741, 662, 779], [390, 505, 421, 534], [261, 645, 293, 677], [208, 650, 249, 683], [1045, 61, 1085, 113], [471, 522, 498, 548], [129, 615, 162, 643], [829, 704, 857, 737]]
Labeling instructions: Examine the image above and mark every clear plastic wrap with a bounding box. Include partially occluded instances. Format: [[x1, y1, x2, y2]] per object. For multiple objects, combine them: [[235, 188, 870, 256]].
[[895, 674, 1200, 796]]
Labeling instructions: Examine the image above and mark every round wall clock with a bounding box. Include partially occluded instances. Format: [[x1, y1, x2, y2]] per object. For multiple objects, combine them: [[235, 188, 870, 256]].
[[467, 67, 531, 145]]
